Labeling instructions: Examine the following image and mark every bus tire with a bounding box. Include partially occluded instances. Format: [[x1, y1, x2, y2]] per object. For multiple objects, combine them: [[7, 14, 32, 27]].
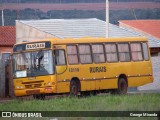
[[110, 78, 128, 95], [70, 80, 78, 96], [117, 78, 128, 95]]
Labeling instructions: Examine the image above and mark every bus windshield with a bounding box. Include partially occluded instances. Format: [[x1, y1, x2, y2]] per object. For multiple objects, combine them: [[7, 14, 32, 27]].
[[13, 50, 54, 78]]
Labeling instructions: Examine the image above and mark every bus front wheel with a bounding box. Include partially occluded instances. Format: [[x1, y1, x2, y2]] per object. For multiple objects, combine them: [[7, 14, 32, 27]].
[[70, 81, 78, 96]]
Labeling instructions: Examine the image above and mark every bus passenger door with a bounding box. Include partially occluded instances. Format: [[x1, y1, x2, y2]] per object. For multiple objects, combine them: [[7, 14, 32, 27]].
[[54, 49, 69, 93]]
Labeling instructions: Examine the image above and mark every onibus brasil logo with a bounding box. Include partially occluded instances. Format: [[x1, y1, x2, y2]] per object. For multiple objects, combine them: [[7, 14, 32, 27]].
[[2, 112, 42, 117]]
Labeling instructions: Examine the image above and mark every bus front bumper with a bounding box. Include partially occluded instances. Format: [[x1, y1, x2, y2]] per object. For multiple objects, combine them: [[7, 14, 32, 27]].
[[14, 87, 56, 97]]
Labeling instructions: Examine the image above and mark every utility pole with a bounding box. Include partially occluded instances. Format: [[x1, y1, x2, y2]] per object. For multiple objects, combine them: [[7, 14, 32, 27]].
[[106, 0, 109, 38], [2, 9, 4, 26]]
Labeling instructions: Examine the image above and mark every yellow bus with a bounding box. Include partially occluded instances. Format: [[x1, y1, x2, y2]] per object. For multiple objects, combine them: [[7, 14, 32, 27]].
[[12, 37, 153, 99]]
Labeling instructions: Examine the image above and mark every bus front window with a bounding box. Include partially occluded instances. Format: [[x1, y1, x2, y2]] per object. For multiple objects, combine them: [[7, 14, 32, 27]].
[[13, 50, 54, 78]]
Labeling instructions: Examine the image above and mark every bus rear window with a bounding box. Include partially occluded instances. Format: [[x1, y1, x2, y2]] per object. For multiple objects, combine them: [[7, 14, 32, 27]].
[[142, 43, 149, 61]]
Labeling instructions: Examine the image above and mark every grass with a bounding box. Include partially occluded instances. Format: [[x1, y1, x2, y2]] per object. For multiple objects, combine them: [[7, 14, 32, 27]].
[[0, 93, 159, 120], [0, 93, 159, 111]]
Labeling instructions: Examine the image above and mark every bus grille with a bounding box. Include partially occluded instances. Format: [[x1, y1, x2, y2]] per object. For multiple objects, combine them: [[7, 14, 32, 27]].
[[25, 84, 42, 89]]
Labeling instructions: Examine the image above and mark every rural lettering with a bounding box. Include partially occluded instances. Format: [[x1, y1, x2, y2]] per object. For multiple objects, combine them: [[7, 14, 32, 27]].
[[90, 66, 106, 73]]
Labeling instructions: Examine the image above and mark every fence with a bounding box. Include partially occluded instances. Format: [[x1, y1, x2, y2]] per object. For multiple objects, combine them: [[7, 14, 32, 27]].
[[0, 57, 5, 97], [0, 53, 14, 98]]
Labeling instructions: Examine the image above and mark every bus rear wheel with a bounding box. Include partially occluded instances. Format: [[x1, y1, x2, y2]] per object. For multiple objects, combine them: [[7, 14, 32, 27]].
[[118, 78, 128, 94], [111, 78, 128, 95], [70, 81, 78, 96]]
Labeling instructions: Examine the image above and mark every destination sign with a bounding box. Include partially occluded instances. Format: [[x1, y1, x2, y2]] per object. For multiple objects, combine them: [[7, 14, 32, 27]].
[[13, 41, 51, 52], [26, 43, 45, 50]]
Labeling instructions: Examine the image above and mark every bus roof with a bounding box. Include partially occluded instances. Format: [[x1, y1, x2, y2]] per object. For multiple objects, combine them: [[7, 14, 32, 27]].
[[15, 37, 148, 46], [51, 37, 148, 45]]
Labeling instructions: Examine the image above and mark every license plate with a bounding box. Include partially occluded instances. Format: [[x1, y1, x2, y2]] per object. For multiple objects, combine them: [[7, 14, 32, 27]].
[[26, 89, 40, 95]]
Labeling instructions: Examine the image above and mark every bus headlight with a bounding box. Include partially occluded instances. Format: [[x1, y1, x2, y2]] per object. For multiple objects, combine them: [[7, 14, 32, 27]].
[[44, 82, 55, 86], [16, 86, 23, 89]]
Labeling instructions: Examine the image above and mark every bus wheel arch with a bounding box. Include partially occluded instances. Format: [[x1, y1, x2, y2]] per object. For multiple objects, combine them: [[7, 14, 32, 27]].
[[117, 74, 128, 95], [70, 77, 81, 96]]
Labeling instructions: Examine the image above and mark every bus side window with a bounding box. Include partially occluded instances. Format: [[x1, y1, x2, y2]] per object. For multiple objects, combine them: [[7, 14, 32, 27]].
[[55, 50, 66, 65], [118, 43, 131, 62], [142, 42, 149, 61], [92, 44, 105, 63], [67, 45, 79, 64], [78, 44, 92, 64], [105, 43, 118, 62], [130, 43, 143, 61]]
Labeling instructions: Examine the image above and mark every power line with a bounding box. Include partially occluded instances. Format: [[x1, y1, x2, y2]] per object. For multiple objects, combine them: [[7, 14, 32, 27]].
[[131, 8, 137, 20]]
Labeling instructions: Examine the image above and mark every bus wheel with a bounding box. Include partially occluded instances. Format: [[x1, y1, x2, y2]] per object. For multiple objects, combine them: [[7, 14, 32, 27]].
[[70, 81, 78, 96], [117, 78, 128, 95], [33, 94, 45, 100], [110, 78, 127, 95]]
